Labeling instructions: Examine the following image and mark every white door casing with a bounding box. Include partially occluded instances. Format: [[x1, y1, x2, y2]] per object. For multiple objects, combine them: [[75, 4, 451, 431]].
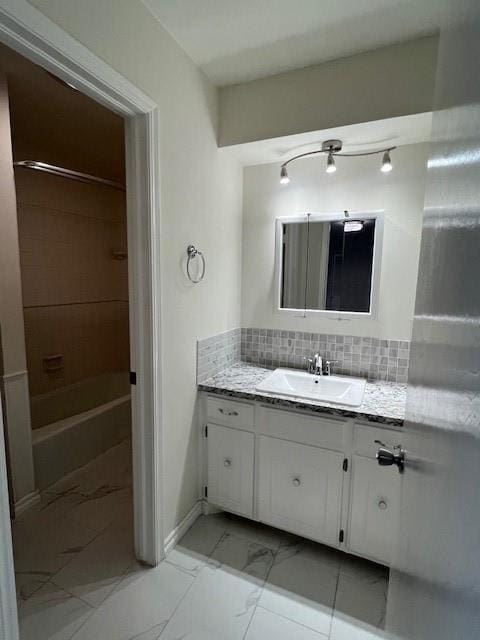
[[0, 2, 164, 638]]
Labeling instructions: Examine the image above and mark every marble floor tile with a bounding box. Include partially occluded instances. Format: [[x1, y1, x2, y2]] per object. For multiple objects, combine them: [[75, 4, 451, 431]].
[[18, 582, 94, 640], [165, 545, 207, 577], [13, 513, 98, 597], [332, 572, 388, 630], [330, 618, 388, 640], [44, 439, 132, 498], [174, 513, 228, 559], [64, 485, 133, 533], [159, 562, 260, 640], [210, 532, 275, 583], [51, 515, 134, 607], [276, 536, 343, 573], [259, 539, 338, 636], [245, 607, 328, 640], [223, 514, 286, 550], [340, 553, 388, 582], [68, 562, 192, 640]]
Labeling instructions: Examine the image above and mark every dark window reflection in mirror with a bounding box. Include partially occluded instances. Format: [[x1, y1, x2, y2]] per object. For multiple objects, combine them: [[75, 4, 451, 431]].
[[280, 218, 376, 313]]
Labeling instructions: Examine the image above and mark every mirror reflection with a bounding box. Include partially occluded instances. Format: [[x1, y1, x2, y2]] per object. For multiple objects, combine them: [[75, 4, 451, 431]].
[[280, 218, 376, 313]]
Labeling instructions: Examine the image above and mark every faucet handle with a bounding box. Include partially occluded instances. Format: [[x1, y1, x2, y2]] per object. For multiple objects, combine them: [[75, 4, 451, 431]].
[[324, 360, 339, 375], [303, 356, 314, 373]]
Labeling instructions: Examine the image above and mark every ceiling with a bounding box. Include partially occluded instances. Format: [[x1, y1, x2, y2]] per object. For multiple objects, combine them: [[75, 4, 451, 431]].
[[142, 0, 451, 86], [222, 112, 432, 167]]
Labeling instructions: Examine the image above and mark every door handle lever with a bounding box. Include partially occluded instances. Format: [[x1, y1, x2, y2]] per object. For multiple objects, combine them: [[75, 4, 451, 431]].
[[376, 445, 405, 473]]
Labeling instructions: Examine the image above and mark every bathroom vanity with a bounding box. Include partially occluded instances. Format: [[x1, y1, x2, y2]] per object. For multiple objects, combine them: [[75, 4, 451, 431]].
[[199, 363, 407, 567]]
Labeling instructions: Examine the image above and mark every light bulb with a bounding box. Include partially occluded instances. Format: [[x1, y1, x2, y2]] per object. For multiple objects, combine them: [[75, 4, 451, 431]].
[[381, 150, 392, 172], [280, 165, 290, 184], [326, 151, 336, 174]]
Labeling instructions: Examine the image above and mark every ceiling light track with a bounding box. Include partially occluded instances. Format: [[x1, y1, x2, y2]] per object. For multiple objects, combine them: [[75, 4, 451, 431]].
[[279, 139, 396, 183]]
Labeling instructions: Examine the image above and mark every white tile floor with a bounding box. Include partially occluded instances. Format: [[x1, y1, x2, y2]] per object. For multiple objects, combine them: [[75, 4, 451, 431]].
[[13, 439, 388, 640]]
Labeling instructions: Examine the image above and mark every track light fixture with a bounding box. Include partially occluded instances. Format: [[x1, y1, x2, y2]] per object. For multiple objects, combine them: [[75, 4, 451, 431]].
[[280, 164, 290, 184], [326, 151, 336, 174], [381, 150, 393, 173], [279, 139, 396, 184]]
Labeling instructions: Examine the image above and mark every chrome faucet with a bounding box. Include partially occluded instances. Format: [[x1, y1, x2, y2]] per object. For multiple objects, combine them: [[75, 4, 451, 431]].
[[304, 353, 323, 375], [304, 354, 339, 376], [313, 353, 323, 375]]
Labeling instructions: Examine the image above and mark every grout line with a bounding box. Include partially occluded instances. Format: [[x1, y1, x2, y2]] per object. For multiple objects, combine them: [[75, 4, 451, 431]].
[[16, 199, 126, 224], [24, 299, 129, 309], [329, 571, 341, 638]]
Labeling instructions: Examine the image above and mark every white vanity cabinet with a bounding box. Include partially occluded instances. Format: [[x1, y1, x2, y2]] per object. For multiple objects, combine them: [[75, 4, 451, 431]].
[[347, 455, 400, 565], [202, 394, 403, 566], [206, 423, 255, 518], [258, 436, 344, 545]]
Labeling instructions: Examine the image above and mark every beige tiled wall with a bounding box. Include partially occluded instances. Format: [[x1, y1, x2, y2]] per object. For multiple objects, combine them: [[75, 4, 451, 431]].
[[16, 168, 129, 398]]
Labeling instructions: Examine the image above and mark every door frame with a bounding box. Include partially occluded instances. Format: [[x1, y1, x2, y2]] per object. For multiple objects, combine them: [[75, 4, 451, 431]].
[[0, 1, 164, 637]]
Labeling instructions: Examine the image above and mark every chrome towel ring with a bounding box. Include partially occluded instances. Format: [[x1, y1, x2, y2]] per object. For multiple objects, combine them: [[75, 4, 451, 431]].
[[186, 244, 206, 283]]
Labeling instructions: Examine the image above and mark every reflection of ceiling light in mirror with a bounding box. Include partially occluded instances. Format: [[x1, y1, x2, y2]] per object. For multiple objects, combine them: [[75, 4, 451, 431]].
[[280, 165, 290, 184], [326, 152, 336, 173], [381, 150, 393, 172], [344, 220, 364, 232]]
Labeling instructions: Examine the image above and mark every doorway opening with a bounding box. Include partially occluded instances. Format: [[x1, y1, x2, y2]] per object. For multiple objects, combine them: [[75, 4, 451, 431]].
[[0, 36, 138, 609]]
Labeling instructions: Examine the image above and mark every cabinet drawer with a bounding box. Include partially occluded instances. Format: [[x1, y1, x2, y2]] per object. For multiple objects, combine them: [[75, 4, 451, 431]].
[[207, 423, 254, 518], [258, 436, 344, 545], [206, 396, 254, 430], [259, 406, 345, 451], [354, 423, 403, 459]]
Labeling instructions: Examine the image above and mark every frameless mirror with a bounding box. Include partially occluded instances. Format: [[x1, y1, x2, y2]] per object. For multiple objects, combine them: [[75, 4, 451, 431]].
[[277, 213, 382, 316]]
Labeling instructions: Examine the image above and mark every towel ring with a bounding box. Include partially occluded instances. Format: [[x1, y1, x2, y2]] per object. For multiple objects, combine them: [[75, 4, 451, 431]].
[[186, 244, 206, 283]]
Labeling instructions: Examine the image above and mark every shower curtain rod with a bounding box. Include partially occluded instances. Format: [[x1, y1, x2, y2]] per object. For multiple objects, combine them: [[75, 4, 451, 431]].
[[13, 160, 125, 191]]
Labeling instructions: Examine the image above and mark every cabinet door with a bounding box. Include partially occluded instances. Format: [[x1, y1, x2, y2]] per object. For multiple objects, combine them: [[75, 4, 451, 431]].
[[207, 423, 254, 518], [348, 455, 401, 566], [258, 436, 344, 545]]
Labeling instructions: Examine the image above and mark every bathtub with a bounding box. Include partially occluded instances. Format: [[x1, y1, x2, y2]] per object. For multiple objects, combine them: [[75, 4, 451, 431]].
[[31, 372, 131, 489]]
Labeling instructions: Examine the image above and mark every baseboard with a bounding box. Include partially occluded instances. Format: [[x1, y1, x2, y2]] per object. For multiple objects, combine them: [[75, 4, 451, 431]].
[[14, 489, 40, 518], [201, 499, 222, 516], [163, 500, 202, 555]]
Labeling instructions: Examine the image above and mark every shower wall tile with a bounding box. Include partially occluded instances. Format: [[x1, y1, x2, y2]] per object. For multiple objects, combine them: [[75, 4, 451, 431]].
[[15, 169, 129, 396], [197, 328, 241, 383], [241, 328, 410, 384]]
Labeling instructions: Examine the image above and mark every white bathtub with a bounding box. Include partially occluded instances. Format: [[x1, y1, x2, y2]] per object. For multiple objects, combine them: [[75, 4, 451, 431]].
[[31, 373, 131, 489]]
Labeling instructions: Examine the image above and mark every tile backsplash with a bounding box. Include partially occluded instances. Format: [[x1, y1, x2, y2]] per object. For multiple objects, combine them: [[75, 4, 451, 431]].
[[197, 328, 241, 383], [198, 327, 410, 384], [241, 328, 410, 383]]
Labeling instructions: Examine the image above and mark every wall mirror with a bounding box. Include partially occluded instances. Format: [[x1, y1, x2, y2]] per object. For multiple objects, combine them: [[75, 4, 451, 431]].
[[275, 212, 383, 318]]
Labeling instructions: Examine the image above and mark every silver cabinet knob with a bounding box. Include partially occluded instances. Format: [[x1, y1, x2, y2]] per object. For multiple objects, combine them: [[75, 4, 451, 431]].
[[292, 477, 301, 487], [224, 459, 232, 468], [378, 499, 388, 510]]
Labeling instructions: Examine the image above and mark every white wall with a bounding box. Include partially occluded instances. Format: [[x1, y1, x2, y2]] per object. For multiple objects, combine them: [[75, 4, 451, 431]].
[[241, 142, 429, 341], [219, 36, 438, 146], [28, 0, 243, 536]]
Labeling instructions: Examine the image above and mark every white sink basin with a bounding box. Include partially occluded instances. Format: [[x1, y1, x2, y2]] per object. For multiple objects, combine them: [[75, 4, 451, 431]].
[[256, 368, 366, 407]]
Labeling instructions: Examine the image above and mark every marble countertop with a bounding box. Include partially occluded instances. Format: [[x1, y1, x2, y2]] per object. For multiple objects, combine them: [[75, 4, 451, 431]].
[[198, 363, 407, 426]]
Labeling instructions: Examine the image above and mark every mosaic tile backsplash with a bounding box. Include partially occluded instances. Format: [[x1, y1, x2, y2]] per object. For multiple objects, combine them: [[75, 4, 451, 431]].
[[197, 327, 410, 384], [197, 328, 241, 383], [241, 328, 410, 383]]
